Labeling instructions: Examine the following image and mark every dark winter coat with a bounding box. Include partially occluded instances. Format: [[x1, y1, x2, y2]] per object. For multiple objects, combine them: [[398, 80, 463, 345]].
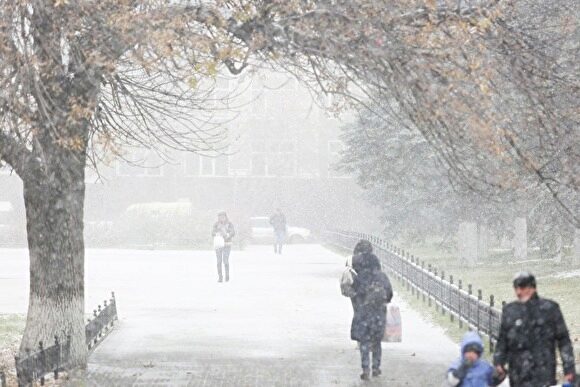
[[350, 252, 393, 343], [269, 213, 287, 232], [351, 252, 381, 275], [493, 293, 575, 387], [212, 221, 236, 245]]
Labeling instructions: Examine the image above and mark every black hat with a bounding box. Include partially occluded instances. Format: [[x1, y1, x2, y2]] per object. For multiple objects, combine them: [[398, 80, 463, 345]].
[[513, 271, 536, 288]]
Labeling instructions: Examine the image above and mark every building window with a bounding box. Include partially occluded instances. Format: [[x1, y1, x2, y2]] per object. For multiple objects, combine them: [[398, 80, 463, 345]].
[[200, 156, 215, 176], [328, 140, 347, 177], [249, 140, 296, 177], [185, 154, 229, 177], [116, 149, 164, 177]]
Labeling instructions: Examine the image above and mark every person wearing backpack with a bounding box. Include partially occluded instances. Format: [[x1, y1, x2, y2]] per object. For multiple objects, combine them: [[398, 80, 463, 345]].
[[349, 241, 393, 381]]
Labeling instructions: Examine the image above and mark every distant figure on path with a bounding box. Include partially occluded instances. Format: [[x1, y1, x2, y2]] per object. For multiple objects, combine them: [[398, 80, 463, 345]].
[[212, 211, 235, 282], [445, 331, 501, 387], [349, 239, 392, 381], [493, 271, 576, 387], [269, 208, 287, 254]]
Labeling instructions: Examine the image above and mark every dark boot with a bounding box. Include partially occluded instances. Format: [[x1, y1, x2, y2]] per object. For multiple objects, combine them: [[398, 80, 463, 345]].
[[372, 369, 381, 377], [217, 265, 223, 282], [360, 369, 370, 381]]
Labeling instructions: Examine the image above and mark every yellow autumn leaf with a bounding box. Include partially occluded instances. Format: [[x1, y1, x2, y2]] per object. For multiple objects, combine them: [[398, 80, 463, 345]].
[[477, 18, 492, 31], [188, 77, 198, 89], [205, 61, 218, 78]]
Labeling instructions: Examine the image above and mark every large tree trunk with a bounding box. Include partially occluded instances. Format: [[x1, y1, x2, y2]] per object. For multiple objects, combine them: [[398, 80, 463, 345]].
[[19, 155, 87, 370]]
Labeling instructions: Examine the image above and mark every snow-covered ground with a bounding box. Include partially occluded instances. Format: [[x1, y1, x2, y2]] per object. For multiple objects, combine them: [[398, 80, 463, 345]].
[[1, 245, 459, 386]]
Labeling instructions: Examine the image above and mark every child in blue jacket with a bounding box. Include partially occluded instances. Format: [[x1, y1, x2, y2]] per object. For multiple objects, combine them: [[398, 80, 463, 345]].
[[446, 331, 502, 387]]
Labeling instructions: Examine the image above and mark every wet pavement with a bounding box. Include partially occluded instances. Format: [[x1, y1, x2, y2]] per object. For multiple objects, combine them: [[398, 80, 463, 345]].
[[1, 245, 458, 386]]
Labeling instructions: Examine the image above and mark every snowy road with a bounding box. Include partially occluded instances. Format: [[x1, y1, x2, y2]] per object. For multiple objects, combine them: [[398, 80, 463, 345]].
[[1, 245, 458, 386]]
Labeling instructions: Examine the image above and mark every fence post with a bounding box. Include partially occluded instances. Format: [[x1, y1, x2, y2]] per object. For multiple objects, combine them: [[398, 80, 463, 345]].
[[477, 289, 482, 333], [468, 284, 473, 328], [24, 347, 31, 386], [434, 268, 439, 312], [54, 335, 61, 381], [39, 341, 46, 386], [458, 280, 463, 328], [421, 261, 426, 303], [449, 275, 455, 323], [427, 264, 432, 307], [0, 370, 6, 387], [406, 253, 411, 292], [440, 271, 446, 316], [410, 255, 416, 296], [489, 295, 495, 352]]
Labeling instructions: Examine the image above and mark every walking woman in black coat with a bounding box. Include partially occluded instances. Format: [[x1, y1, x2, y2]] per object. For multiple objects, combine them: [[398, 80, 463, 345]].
[[349, 240, 393, 381]]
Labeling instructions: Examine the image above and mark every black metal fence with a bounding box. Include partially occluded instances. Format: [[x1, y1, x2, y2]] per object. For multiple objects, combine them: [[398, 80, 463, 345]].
[[326, 230, 503, 348], [14, 336, 71, 387], [86, 292, 118, 350], [14, 292, 118, 387]]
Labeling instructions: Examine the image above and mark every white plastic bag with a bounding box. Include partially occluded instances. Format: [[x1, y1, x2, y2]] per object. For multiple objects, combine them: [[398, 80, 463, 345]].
[[340, 267, 357, 297], [383, 304, 402, 342], [213, 234, 225, 249]]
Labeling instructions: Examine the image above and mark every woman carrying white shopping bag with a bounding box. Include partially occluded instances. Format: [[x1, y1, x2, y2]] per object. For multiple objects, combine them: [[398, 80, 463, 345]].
[[211, 211, 235, 283]]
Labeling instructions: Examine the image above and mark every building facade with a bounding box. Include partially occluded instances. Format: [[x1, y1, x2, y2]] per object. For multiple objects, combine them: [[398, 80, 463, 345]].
[[0, 70, 378, 245]]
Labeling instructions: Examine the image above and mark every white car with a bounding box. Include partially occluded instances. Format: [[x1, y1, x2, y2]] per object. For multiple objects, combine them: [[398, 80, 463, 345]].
[[249, 216, 312, 244]]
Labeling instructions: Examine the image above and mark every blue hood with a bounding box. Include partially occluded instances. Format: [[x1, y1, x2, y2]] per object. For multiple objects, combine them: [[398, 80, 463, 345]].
[[460, 331, 484, 355]]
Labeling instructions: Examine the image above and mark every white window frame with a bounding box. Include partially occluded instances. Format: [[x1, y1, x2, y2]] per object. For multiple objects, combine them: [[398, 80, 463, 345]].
[[199, 156, 216, 177]]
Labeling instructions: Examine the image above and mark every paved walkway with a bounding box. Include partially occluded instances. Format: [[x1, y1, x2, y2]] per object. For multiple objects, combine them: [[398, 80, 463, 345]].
[[1, 245, 458, 386], [84, 245, 456, 386]]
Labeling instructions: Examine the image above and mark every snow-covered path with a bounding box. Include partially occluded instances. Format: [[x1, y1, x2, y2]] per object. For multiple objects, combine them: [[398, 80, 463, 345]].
[[1, 245, 458, 386]]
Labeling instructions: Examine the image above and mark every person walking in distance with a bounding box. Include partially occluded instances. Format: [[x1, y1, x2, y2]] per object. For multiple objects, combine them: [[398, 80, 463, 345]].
[[269, 208, 287, 254], [493, 271, 576, 387], [212, 211, 235, 283]]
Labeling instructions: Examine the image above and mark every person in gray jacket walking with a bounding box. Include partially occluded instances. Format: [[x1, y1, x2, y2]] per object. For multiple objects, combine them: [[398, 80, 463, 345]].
[[212, 211, 235, 282]]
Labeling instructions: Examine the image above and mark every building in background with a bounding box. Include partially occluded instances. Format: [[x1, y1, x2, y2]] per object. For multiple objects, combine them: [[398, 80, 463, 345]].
[[0, 71, 378, 246]]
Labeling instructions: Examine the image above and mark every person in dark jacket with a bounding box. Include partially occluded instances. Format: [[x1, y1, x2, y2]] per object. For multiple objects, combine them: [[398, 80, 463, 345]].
[[350, 245, 393, 381], [347, 240, 381, 313], [212, 211, 235, 282], [269, 208, 287, 254], [493, 271, 576, 387], [351, 240, 380, 273]]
